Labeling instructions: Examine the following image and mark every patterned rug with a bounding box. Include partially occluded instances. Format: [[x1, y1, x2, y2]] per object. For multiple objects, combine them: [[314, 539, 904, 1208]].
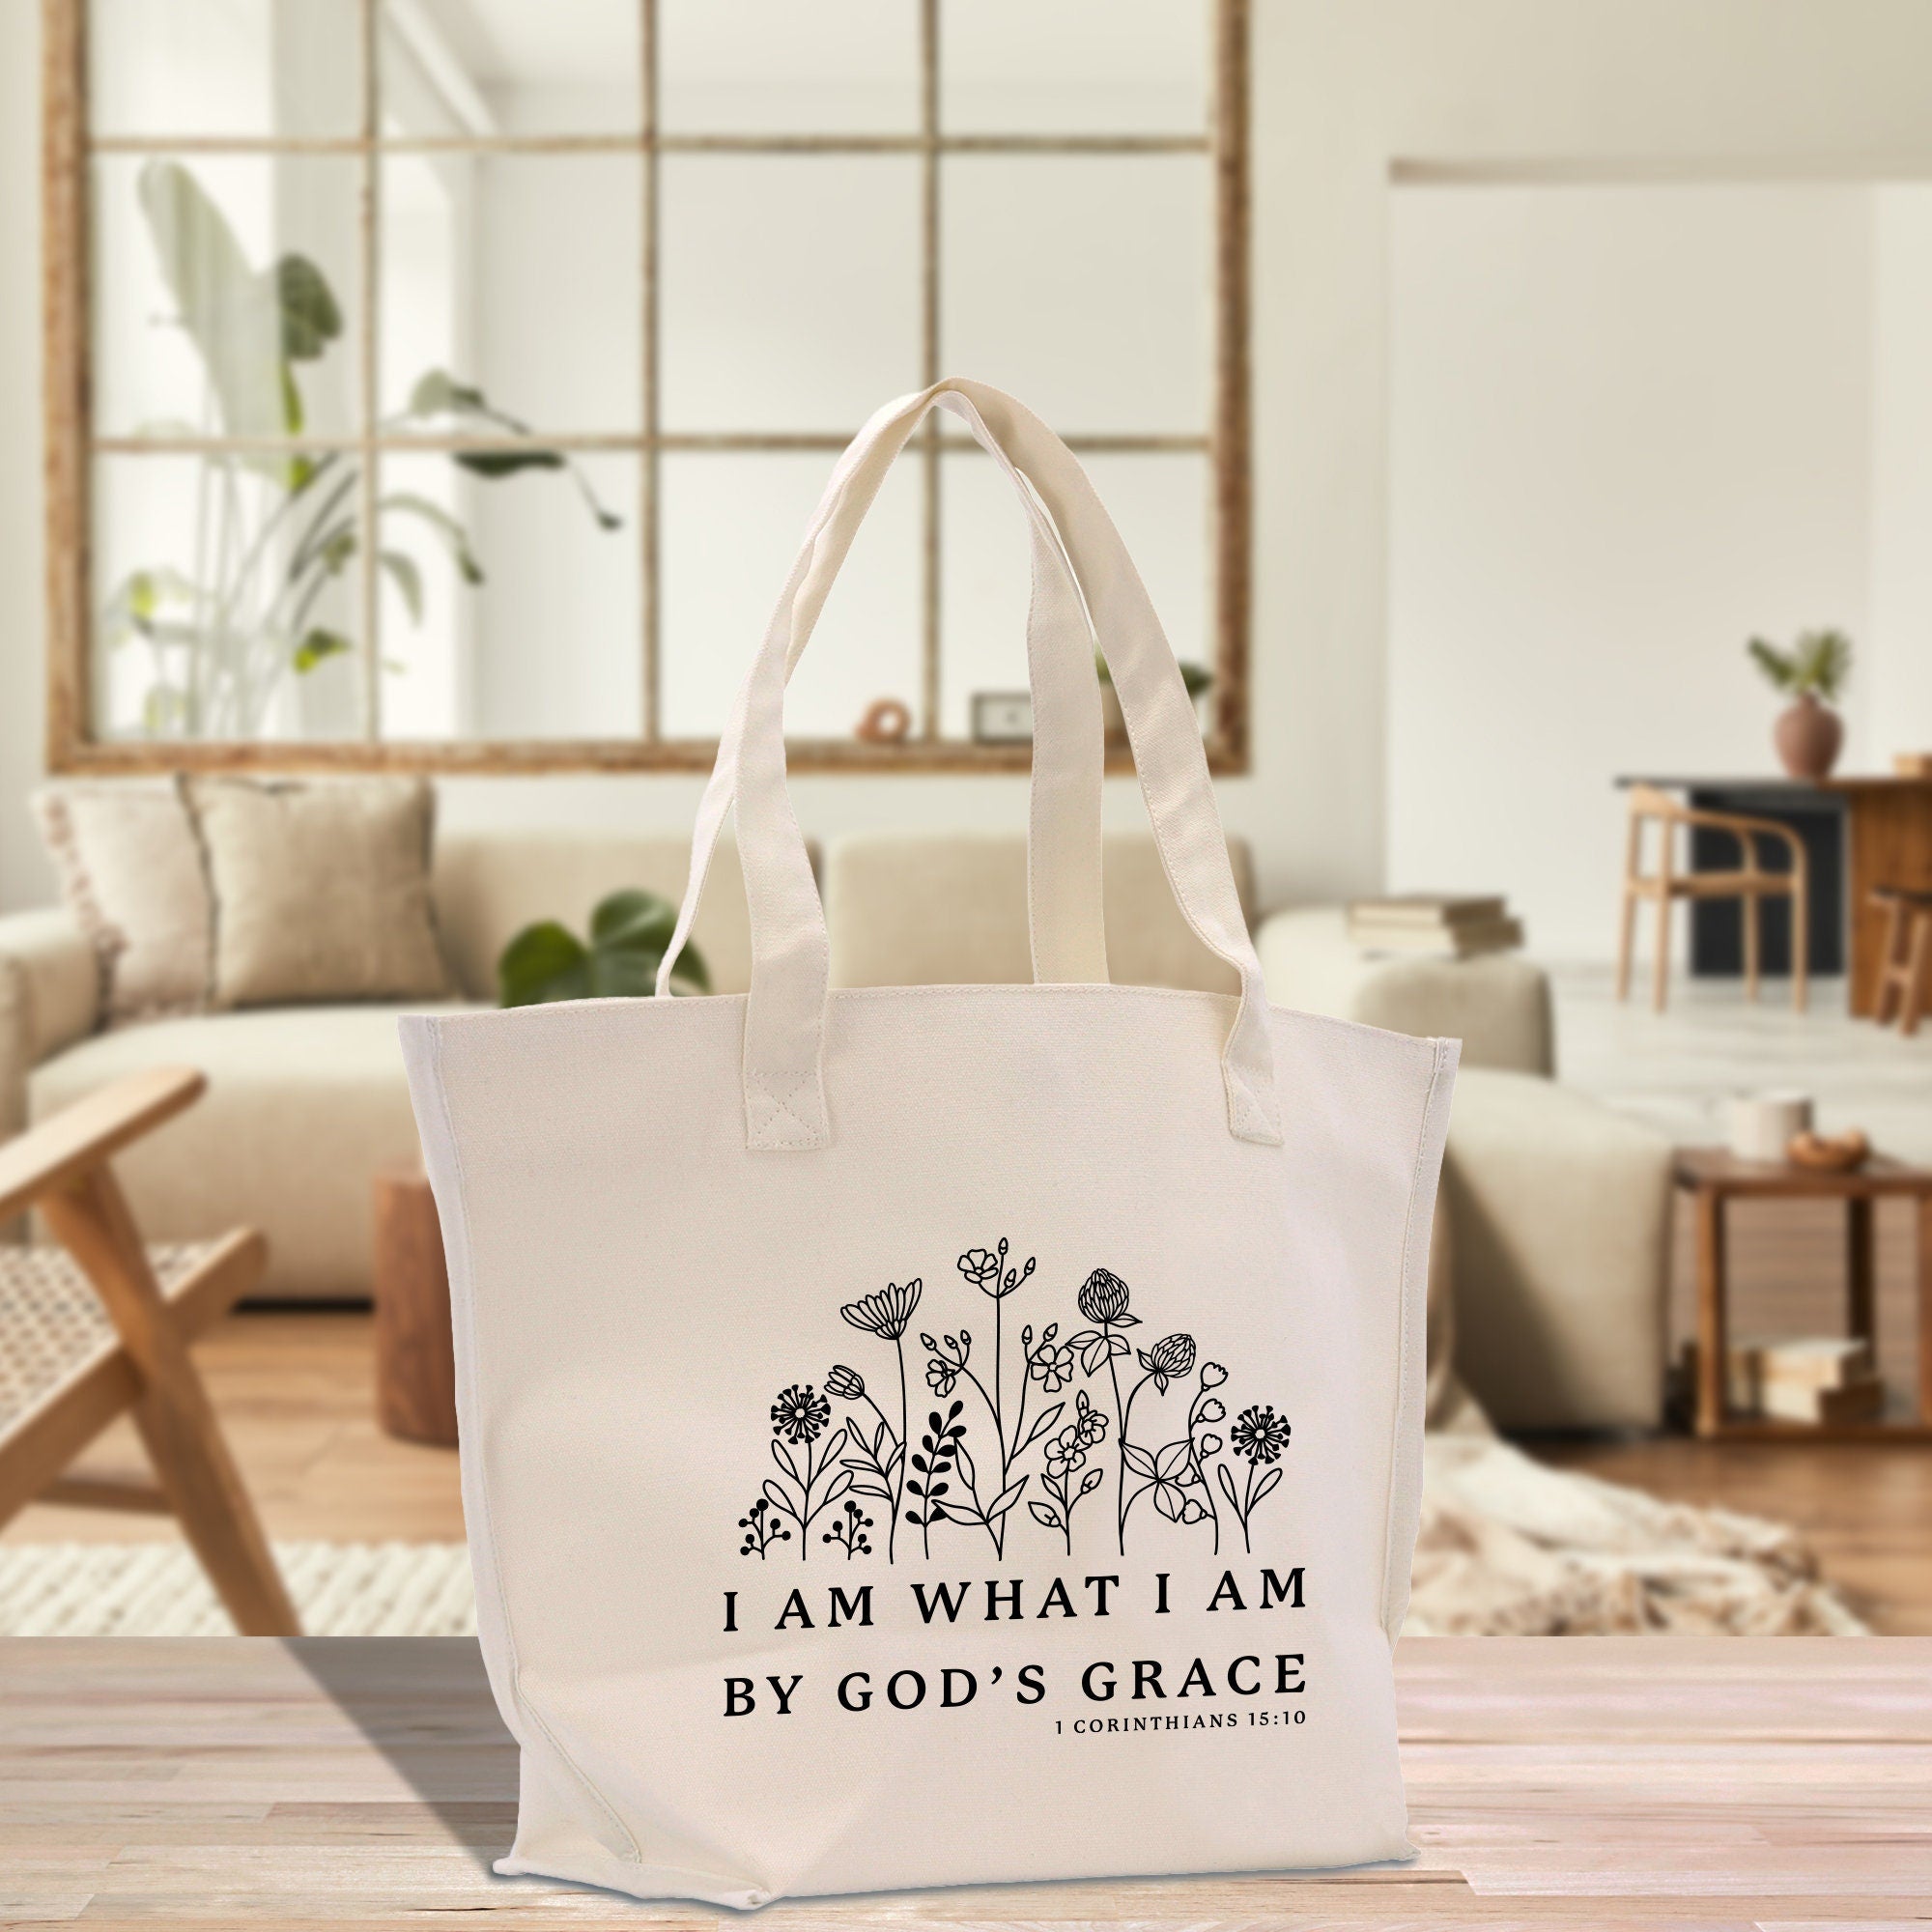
[[0, 1541, 475, 1636]]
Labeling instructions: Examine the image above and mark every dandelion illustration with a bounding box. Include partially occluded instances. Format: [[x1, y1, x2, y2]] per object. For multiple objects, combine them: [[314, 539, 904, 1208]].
[[1231, 1404, 1292, 1464], [1219, 1403, 1292, 1551], [770, 1383, 831, 1445], [760, 1385, 851, 1561], [839, 1278, 923, 1560]]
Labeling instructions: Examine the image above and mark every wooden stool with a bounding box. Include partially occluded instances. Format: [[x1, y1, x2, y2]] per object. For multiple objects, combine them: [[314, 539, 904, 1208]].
[[1873, 885, 1932, 1035], [372, 1169, 457, 1447]]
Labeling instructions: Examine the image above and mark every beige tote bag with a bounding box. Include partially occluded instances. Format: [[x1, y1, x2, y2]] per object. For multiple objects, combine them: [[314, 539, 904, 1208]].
[[402, 380, 1457, 1909]]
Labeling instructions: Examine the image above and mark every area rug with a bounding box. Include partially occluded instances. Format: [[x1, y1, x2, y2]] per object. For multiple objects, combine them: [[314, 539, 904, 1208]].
[[0, 1541, 475, 1636]]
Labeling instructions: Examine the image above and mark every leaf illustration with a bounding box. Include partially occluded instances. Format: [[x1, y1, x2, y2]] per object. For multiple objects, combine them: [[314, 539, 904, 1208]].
[[1113, 1313, 1142, 1328], [823, 1469, 853, 1505], [1077, 1466, 1105, 1496], [953, 1435, 977, 1492], [1121, 1442, 1158, 1479], [987, 1477, 1029, 1520], [1018, 1403, 1064, 1453], [1154, 1439, 1192, 1481], [1028, 1501, 1062, 1529], [1217, 1463, 1240, 1511], [771, 1439, 799, 1481], [1079, 1339, 1109, 1375], [763, 1479, 793, 1513], [1108, 1333, 1132, 1357], [1253, 1467, 1283, 1505], [1153, 1480, 1185, 1521]]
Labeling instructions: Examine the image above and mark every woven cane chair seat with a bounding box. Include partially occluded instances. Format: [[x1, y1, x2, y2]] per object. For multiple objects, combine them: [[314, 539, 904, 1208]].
[[0, 1242, 213, 1436]]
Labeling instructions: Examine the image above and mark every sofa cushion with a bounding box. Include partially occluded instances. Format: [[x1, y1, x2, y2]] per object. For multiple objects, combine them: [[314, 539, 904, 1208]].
[[433, 832, 760, 1001], [825, 832, 1255, 992], [185, 776, 451, 1009], [32, 781, 213, 1021], [28, 1005, 471, 1299]]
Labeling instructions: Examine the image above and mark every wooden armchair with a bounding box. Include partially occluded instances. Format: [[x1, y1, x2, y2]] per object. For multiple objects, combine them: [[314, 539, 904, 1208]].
[[1617, 783, 1808, 1013], [0, 1066, 298, 1634]]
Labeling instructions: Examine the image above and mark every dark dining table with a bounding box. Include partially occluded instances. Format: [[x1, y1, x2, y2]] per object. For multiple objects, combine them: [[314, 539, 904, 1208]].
[[1617, 774, 1932, 1013]]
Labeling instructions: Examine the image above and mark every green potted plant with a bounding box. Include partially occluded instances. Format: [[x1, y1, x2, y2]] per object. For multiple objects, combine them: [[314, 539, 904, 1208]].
[[1747, 629, 1852, 781], [497, 891, 708, 1006], [1094, 653, 1213, 740]]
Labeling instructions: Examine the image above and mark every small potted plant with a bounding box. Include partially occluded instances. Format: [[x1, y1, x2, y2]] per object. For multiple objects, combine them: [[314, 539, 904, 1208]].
[[497, 890, 708, 1006], [1747, 629, 1852, 781]]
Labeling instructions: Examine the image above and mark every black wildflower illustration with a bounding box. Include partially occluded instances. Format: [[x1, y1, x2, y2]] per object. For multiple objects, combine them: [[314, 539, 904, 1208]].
[[839, 1278, 922, 1560], [823, 1496, 873, 1559], [755, 1382, 851, 1561], [1027, 1388, 1109, 1553], [730, 1243, 1292, 1560], [770, 1382, 831, 1445], [902, 1399, 967, 1558], [737, 1494, 788, 1559], [1219, 1402, 1292, 1550]]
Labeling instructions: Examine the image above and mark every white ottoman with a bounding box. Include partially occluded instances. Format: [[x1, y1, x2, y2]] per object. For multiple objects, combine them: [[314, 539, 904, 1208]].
[[1258, 906, 1554, 1075]]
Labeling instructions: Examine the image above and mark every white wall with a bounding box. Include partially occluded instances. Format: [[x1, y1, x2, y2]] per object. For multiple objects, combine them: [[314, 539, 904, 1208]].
[[1869, 185, 1932, 766], [1388, 185, 1877, 958], [13, 3, 1932, 918]]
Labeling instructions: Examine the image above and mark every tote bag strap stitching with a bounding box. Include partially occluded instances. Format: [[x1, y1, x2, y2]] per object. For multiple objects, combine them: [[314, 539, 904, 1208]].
[[421, 1027, 644, 1866], [1377, 1035, 1457, 1644]]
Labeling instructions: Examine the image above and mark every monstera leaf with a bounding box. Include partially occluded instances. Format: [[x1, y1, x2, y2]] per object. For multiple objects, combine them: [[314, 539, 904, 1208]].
[[497, 890, 710, 1007]]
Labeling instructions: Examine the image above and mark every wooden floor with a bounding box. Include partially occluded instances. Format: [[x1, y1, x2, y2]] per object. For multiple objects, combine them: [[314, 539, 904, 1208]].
[[8, 1297, 1932, 1632], [4, 1635, 1927, 1924]]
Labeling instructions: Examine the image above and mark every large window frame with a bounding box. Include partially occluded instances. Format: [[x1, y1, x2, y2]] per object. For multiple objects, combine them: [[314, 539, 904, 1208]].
[[43, 0, 1251, 775]]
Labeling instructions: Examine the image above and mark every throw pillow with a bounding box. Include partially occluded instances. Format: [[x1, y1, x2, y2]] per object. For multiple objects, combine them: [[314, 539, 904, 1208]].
[[183, 775, 451, 1007], [31, 781, 213, 1023]]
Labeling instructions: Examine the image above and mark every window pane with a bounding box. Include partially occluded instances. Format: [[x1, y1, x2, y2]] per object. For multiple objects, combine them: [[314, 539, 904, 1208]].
[[942, 156, 1210, 436], [93, 451, 367, 743], [660, 156, 922, 433], [90, 0, 360, 138], [380, 0, 640, 140], [94, 154, 362, 441], [660, 451, 921, 740], [660, 0, 918, 134], [940, 449, 1210, 739], [380, 152, 640, 434], [378, 451, 639, 742], [941, 0, 1210, 136]]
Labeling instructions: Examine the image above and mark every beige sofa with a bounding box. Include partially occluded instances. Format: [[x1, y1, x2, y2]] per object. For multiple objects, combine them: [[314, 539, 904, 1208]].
[[0, 825, 1669, 1427]]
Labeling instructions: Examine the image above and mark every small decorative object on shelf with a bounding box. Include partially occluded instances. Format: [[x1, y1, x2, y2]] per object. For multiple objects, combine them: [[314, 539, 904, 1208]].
[[854, 696, 911, 745], [1747, 628, 1851, 781], [969, 690, 1034, 744], [1787, 1127, 1871, 1173], [1345, 893, 1523, 958]]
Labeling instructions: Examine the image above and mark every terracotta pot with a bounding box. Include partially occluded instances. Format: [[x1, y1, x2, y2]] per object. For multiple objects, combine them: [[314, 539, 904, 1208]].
[[1774, 693, 1843, 781]]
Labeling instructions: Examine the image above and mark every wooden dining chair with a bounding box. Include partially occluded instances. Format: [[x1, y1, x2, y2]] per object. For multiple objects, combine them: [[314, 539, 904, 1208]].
[[1616, 783, 1808, 1014], [1872, 885, 1932, 1036], [0, 1065, 298, 1634]]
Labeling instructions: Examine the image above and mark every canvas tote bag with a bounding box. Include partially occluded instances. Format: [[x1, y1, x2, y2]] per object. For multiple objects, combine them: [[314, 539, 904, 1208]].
[[402, 379, 1458, 1910]]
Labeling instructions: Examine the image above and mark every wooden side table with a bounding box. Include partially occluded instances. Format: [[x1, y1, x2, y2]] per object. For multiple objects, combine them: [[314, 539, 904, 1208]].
[[1675, 1148, 1932, 1440], [371, 1168, 458, 1448]]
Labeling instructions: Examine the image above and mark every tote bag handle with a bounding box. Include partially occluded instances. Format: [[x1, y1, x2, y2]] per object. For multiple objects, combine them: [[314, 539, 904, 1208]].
[[661, 380, 1282, 1152]]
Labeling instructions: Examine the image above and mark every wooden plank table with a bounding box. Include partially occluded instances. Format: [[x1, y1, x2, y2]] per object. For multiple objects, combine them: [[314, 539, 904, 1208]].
[[2, 1637, 1928, 1925]]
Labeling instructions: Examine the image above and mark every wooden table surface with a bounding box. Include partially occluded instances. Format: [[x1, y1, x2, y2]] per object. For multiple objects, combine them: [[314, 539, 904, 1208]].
[[3, 1637, 1928, 1927]]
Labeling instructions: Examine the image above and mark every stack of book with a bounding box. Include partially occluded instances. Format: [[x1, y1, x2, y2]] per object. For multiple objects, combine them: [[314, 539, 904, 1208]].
[[1345, 894, 1524, 959], [1726, 1336, 1884, 1425]]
